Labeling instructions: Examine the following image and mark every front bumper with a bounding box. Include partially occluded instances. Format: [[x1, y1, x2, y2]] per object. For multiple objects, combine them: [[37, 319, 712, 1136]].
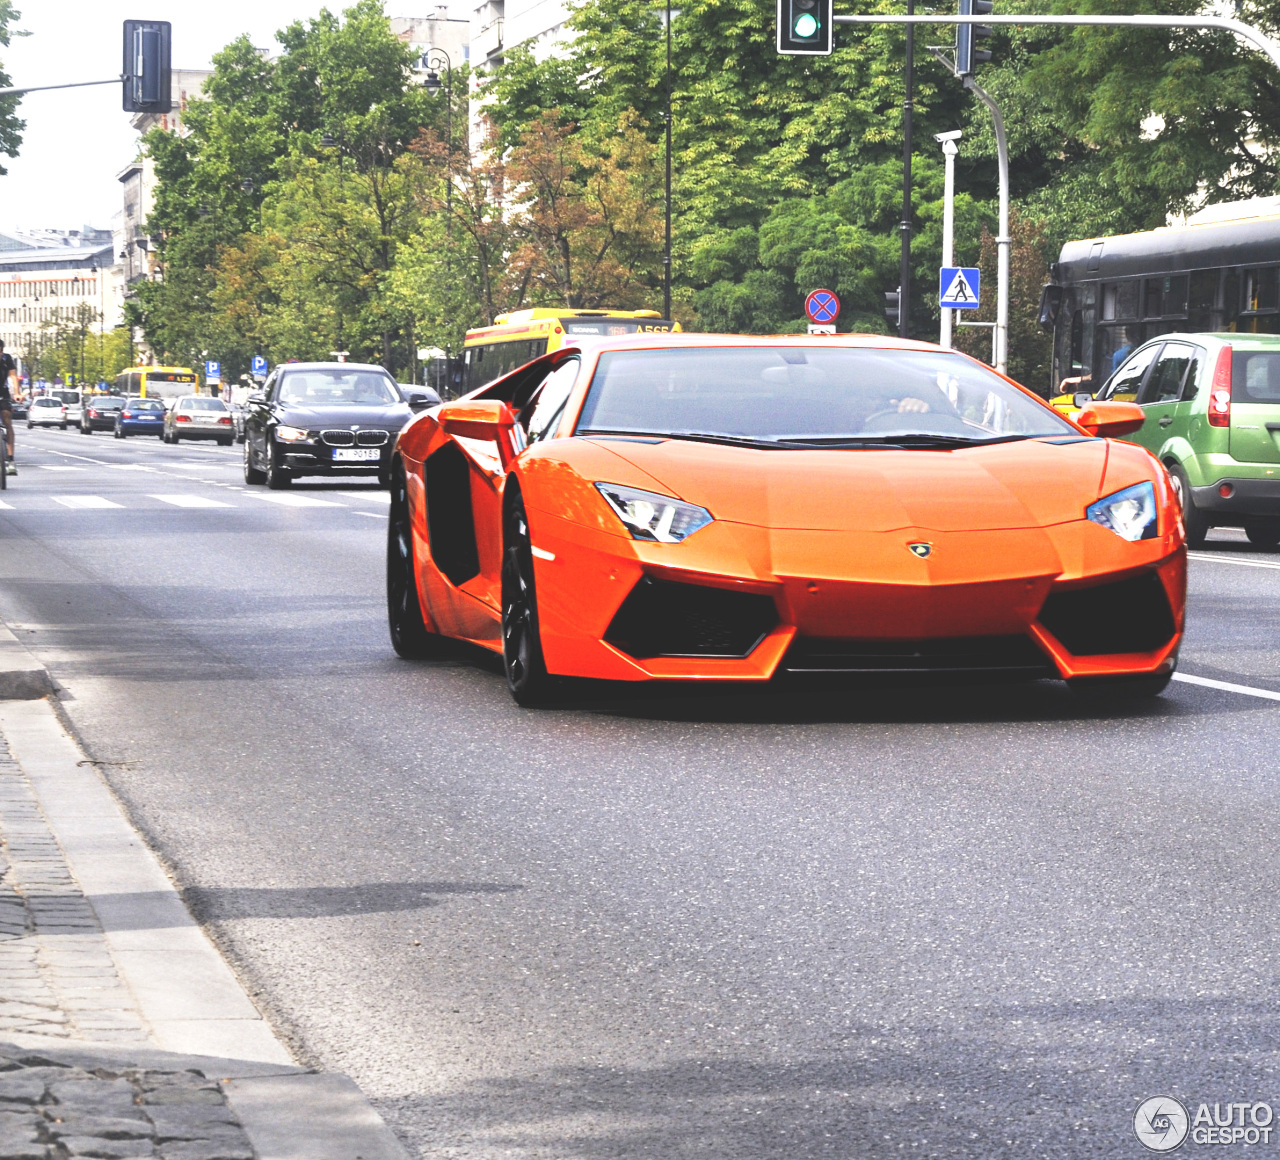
[[283, 446, 390, 475], [528, 510, 1187, 684], [1191, 477, 1280, 517]]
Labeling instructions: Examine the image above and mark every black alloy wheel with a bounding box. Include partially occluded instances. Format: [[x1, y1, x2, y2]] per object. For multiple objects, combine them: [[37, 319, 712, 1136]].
[[1166, 462, 1208, 549], [386, 457, 442, 658], [501, 488, 558, 706], [1245, 521, 1280, 549], [243, 439, 266, 485], [266, 439, 292, 489]]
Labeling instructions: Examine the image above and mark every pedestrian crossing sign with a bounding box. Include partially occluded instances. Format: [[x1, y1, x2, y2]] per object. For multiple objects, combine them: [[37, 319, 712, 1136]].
[[939, 266, 981, 309]]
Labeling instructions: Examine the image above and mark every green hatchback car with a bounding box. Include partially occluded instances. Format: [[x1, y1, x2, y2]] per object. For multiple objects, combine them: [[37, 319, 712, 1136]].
[[1094, 332, 1280, 548]]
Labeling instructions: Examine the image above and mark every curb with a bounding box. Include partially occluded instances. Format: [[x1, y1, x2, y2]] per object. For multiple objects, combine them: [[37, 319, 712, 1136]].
[[0, 693, 411, 1160], [0, 623, 53, 700], [0, 1033, 410, 1160]]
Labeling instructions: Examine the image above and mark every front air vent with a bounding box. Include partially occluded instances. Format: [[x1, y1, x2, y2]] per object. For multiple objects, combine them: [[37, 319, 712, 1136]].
[[356, 430, 389, 446], [783, 635, 1053, 676], [1037, 571, 1176, 656], [321, 430, 355, 447], [605, 578, 777, 659]]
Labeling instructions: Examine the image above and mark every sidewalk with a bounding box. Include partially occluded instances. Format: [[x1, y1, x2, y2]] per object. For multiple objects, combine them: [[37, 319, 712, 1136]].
[[0, 636, 410, 1160]]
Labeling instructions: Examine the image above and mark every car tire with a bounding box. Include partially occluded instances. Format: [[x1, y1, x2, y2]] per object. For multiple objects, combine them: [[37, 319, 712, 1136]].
[[60, 423, 67, 430], [501, 487, 560, 707], [386, 458, 446, 659], [243, 440, 267, 485], [25, 422, 32, 429], [1245, 521, 1280, 549], [80, 425, 90, 434], [266, 441, 292, 489], [1166, 463, 1208, 549], [1068, 673, 1172, 699]]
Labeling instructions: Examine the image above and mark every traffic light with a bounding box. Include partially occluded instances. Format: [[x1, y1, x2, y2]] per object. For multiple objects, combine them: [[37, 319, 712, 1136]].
[[777, 0, 834, 56], [955, 0, 994, 77], [123, 20, 172, 114], [883, 289, 901, 333]]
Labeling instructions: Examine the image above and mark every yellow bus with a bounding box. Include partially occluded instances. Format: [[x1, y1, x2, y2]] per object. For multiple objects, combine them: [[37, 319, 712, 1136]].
[[113, 365, 198, 399], [461, 309, 679, 394]]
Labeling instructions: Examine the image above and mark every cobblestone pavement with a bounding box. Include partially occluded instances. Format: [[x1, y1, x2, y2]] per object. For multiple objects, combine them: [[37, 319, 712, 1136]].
[[0, 1042, 255, 1160], [0, 734, 257, 1159], [0, 735, 147, 1045]]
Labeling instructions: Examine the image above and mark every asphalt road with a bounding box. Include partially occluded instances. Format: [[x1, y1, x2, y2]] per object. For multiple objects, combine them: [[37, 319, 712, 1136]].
[[2, 425, 1280, 1159]]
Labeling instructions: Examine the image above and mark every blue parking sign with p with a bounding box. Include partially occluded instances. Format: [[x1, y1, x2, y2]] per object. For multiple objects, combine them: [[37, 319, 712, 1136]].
[[205, 360, 220, 381], [251, 355, 268, 376], [939, 267, 981, 309]]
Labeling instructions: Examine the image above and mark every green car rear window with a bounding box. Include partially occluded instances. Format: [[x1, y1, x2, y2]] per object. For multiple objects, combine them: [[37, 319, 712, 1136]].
[[1233, 351, 1280, 403]]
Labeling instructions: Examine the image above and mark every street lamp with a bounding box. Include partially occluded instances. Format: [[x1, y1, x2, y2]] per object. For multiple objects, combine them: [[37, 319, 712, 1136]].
[[421, 48, 453, 220]]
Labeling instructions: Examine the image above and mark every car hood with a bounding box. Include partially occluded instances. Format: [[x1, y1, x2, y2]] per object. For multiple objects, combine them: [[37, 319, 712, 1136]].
[[277, 403, 410, 428], [585, 435, 1114, 532]]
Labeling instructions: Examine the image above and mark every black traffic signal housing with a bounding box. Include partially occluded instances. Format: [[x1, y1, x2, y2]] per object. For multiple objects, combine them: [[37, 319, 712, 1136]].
[[777, 0, 834, 56], [883, 289, 901, 333], [955, 0, 994, 77], [123, 20, 172, 114]]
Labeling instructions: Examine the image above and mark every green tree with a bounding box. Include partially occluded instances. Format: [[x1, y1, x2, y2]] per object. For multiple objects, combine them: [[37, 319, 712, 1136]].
[[0, 2, 26, 175]]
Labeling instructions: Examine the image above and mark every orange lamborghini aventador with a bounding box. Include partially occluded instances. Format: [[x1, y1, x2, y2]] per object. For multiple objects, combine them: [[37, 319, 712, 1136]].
[[387, 334, 1186, 705]]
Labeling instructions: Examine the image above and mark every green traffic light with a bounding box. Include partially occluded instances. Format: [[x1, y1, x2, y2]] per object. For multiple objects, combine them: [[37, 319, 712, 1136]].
[[793, 11, 819, 36]]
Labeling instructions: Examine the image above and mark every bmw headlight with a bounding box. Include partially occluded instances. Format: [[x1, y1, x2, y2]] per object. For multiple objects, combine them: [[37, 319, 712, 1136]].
[[1086, 481, 1158, 542], [594, 483, 713, 543], [275, 424, 311, 443]]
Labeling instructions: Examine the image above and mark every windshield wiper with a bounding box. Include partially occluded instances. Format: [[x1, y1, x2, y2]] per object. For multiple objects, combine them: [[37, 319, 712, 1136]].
[[834, 432, 1031, 448], [579, 428, 784, 449]]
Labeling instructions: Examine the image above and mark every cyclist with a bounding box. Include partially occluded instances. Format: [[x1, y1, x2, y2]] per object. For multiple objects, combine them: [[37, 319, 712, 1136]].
[[0, 340, 15, 476]]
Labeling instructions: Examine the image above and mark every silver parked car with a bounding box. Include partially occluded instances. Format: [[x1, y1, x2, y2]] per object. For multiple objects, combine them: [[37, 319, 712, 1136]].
[[163, 395, 235, 445]]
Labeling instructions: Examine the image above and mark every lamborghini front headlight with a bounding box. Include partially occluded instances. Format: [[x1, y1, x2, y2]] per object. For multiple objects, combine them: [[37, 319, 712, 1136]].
[[1086, 481, 1158, 542], [594, 483, 713, 543]]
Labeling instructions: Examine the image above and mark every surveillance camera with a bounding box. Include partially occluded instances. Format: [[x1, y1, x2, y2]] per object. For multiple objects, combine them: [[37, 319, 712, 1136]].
[[935, 130, 963, 142]]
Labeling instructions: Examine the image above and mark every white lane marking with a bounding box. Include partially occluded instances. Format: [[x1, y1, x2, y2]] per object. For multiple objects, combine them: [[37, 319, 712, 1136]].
[[0, 499, 12, 510], [337, 491, 391, 503], [354, 511, 387, 519], [108, 464, 160, 472], [25, 447, 108, 465], [530, 545, 556, 561], [249, 493, 345, 508], [149, 494, 234, 509], [1188, 551, 1280, 571], [38, 466, 83, 472], [52, 496, 124, 509], [1173, 673, 1280, 702]]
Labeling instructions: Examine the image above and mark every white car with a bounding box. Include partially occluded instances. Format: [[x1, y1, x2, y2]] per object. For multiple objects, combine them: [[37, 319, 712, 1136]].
[[27, 397, 67, 429], [55, 390, 82, 426], [163, 395, 235, 445]]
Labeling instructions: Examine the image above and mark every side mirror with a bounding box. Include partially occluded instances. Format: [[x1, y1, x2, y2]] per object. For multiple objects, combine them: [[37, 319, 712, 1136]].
[[1075, 400, 1145, 438], [247, 392, 265, 405], [1073, 391, 1094, 409], [406, 389, 441, 412], [438, 400, 520, 470]]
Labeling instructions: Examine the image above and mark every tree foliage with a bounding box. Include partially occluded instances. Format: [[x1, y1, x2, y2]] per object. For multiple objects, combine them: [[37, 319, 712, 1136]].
[[0, 2, 26, 175]]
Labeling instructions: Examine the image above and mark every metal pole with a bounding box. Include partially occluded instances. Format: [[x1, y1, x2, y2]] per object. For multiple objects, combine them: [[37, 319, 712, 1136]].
[[899, 0, 913, 339], [832, 13, 1280, 77], [0, 76, 122, 98], [664, 0, 673, 321], [426, 50, 453, 225], [939, 136, 958, 348], [963, 78, 1008, 373]]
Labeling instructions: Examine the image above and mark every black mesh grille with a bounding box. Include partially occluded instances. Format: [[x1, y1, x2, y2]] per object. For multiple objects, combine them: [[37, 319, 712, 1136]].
[[783, 635, 1053, 675], [605, 578, 777, 659], [357, 429, 389, 446], [321, 430, 355, 446], [1037, 571, 1177, 656]]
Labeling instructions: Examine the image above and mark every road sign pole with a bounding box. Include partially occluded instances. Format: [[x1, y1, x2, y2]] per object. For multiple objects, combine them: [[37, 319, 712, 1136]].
[[965, 77, 1008, 375]]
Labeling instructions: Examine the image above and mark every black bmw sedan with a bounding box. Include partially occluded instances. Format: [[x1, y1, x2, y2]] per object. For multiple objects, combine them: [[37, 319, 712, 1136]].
[[243, 362, 439, 488]]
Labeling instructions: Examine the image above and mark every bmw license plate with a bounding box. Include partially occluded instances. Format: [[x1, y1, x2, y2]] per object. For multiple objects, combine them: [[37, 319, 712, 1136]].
[[333, 447, 381, 462]]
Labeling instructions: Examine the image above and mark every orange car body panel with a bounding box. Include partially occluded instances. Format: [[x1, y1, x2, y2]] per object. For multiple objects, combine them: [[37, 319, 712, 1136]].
[[394, 333, 1188, 683]]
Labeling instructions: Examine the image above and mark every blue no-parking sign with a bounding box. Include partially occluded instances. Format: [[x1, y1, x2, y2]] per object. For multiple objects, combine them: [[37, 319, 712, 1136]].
[[251, 355, 268, 377], [939, 267, 981, 309], [805, 288, 841, 325]]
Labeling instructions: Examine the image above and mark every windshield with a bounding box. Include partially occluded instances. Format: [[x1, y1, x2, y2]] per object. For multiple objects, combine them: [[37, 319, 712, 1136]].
[[278, 370, 400, 405], [576, 347, 1075, 445], [181, 397, 227, 411], [91, 398, 123, 409], [55, 391, 80, 404], [126, 398, 164, 412], [34, 398, 61, 407]]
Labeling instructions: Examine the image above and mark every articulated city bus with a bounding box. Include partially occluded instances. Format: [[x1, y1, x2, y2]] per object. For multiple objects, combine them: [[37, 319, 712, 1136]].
[[461, 309, 679, 394], [113, 365, 198, 399], [1041, 198, 1280, 401]]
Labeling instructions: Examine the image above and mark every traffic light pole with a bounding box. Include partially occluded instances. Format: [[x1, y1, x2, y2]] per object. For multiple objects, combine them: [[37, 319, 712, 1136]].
[[0, 77, 122, 98], [964, 76, 1008, 374], [899, 0, 914, 340], [831, 12, 1280, 76]]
